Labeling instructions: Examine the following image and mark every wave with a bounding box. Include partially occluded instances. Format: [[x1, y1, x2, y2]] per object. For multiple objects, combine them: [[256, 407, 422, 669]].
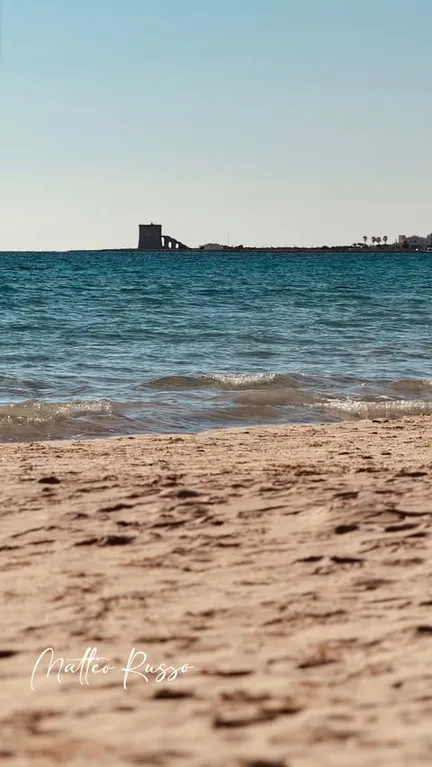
[[146, 372, 313, 391], [1, 374, 432, 442], [198, 395, 432, 425], [144, 372, 432, 395], [318, 398, 432, 419], [0, 399, 134, 441]]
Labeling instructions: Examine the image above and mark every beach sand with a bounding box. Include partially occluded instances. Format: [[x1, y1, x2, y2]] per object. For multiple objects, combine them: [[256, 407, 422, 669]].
[[1, 416, 432, 766]]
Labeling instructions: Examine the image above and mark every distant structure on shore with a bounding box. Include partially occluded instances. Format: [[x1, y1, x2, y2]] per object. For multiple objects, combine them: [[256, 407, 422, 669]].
[[135, 223, 432, 253], [201, 243, 225, 251], [138, 223, 188, 251], [356, 233, 432, 250], [397, 233, 432, 249]]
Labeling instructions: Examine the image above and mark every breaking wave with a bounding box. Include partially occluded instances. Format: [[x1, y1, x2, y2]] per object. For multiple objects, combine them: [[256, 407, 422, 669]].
[[1, 373, 432, 442], [317, 398, 432, 420], [146, 372, 291, 390], [0, 399, 138, 441], [144, 372, 432, 395]]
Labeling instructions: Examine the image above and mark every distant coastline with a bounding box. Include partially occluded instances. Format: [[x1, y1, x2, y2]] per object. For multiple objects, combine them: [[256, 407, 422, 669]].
[[58, 245, 432, 254], [1, 245, 432, 255], [2, 223, 431, 255]]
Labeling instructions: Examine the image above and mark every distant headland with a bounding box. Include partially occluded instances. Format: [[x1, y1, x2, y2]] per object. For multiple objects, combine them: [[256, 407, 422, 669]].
[[8, 223, 429, 255], [118, 224, 432, 254]]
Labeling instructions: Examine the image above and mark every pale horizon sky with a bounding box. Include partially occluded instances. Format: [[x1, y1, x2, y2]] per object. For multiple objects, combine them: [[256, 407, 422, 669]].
[[1, 0, 432, 251]]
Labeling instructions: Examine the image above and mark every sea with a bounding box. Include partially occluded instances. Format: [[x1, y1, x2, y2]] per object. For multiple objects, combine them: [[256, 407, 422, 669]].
[[1, 250, 431, 442]]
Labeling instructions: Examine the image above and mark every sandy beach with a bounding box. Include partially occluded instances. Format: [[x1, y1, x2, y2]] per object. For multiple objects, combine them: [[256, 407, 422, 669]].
[[1, 415, 432, 766]]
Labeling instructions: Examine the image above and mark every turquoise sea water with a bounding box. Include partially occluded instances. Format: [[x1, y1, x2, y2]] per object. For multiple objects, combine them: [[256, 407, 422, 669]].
[[1, 250, 431, 441]]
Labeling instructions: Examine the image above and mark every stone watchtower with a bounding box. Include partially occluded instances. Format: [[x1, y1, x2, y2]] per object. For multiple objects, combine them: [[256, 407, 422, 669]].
[[137, 223, 189, 251], [138, 224, 163, 250]]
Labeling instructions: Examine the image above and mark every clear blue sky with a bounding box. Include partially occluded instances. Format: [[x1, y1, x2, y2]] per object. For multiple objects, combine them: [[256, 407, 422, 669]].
[[1, 0, 432, 250]]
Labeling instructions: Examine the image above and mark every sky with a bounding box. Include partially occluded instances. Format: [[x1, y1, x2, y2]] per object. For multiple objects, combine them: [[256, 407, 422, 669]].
[[1, 0, 432, 251]]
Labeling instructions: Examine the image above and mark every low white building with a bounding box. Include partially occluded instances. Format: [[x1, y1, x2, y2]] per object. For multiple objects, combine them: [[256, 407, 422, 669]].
[[201, 243, 225, 251]]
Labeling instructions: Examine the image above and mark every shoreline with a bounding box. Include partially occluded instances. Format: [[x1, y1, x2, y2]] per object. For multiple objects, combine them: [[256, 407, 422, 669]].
[[0, 409, 428, 444], [2, 247, 431, 255], [3, 398, 432, 444], [1, 415, 432, 765]]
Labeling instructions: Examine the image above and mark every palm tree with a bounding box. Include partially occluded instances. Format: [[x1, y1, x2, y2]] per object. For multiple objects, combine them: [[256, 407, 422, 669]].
[[383, 236, 388, 246], [363, 236, 368, 246], [377, 236, 382, 246], [371, 236, 376, 247]]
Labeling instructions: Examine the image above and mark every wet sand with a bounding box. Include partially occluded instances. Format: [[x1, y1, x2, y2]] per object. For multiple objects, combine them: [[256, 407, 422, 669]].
[[1, 416, 432, 766]]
